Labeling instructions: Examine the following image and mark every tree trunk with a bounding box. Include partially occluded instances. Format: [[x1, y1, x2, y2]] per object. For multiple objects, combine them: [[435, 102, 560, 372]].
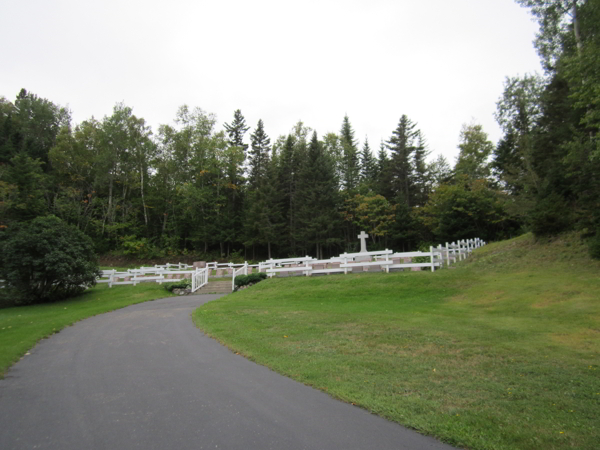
[[102, 175, 114, 236], [162, 212, 168, 233], [572, 1, 582, 57], [140, 166, 148, 227]]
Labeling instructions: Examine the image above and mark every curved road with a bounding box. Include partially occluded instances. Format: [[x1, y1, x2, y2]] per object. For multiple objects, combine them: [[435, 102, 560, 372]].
[[0, 295, 457, 450]]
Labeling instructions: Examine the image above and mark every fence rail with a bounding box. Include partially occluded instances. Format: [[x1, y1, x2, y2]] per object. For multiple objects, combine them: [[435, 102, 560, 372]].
[[95, 238, 486, 293]]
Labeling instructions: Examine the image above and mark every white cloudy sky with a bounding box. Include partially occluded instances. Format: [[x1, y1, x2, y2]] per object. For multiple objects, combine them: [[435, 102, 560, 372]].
[[1, 0, 541, 163]]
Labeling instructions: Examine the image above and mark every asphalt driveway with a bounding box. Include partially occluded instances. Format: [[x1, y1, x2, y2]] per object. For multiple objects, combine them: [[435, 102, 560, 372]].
[[0, 294, 458, 450]]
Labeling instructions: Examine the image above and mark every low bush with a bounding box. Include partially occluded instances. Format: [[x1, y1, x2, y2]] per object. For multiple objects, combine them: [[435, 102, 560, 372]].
[[588, 230, 600, 259], [163, 279, 191, 292], [234, 275, 249, 287], [234, 272, 267, 288]]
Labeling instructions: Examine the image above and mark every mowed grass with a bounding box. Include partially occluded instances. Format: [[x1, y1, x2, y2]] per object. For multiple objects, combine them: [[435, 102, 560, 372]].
[[0, 283, 176, 377], [194, 233, 600, 450]]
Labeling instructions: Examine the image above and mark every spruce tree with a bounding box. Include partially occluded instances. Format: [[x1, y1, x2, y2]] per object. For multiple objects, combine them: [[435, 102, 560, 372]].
[[295, 132, 340, 258], [359, 138, 377, 186], [339, 115, 360, 191], [386, 115, 418, 205], [412, 131, 431, 206], [222, 109, 249, 256], [224, 109, 249, 154], [375, 141, 393, 198], [248, 119, 271, 189]]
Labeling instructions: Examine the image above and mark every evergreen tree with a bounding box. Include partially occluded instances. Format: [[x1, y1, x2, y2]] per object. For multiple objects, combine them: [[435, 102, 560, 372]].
[[412, 131, 431, 206], [248, 119, 271, 189], [386, 115, 418, 205], [375, 140, 393, 198], [295, 132, 340, 258], [339, 115, 360, 191], [222, 109, 249, 256], [359, 138, 377, 186], [223, 109, 249, 154]]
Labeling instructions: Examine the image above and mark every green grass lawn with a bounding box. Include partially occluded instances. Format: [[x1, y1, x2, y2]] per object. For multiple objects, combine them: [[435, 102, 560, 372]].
[[0, 283, 176, 377], [194, 233, 600, 450]]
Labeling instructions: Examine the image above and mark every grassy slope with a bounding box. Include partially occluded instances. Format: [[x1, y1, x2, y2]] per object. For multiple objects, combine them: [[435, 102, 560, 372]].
[[0, 283, 176, 377], [194, 233, 600, 450]]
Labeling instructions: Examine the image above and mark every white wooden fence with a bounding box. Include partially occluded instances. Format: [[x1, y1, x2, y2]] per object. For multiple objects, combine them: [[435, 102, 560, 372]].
[[95, 238, 485, 292], [261, 238, 485, 279], [231, 262, 248, 292], [191, 268, 209, 292], [97, 266, 204, 288]]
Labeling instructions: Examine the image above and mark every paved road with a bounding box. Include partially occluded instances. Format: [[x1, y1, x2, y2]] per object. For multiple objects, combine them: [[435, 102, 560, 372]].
[[0, 295, 458, 450]]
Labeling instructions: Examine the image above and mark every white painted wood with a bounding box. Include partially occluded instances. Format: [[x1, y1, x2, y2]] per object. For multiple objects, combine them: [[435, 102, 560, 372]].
[[339, 261, 393, 268], [232, 262, 249, 291], [357, 231, 369, 253], [339, 250, 393, 258], [191, 268, 208, 292], [388, 262, 442, 269]]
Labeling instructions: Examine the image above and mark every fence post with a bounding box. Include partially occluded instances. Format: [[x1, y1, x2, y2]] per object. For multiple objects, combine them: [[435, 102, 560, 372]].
[[444, 242, 449, 266], [385, 250, 390, 273], [430, 246, 435, 272]]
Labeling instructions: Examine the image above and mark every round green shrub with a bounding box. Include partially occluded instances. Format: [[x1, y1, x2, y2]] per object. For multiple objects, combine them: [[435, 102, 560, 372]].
[[0, 215, 100, 306], [234, 275, 249, 287]]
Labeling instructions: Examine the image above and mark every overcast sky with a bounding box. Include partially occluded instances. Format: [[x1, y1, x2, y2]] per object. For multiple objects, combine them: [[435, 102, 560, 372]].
[[1, 0, 541, 163]]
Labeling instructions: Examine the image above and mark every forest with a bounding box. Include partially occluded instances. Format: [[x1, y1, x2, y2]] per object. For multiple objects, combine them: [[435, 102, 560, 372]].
[[1, 0, 599, 262]]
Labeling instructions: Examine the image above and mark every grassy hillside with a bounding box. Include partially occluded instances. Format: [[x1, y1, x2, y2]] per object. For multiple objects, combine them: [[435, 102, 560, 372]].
[[194, 233, 600, 450]]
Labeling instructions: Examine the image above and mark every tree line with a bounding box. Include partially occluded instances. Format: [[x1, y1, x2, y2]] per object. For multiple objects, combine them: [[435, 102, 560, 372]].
[[1, 0, 599, 261], [0, 93, 512, 260]]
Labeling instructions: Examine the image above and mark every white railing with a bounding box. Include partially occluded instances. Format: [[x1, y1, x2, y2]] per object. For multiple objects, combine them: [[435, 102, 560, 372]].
[[232, 262, 248, 292], [262, 238, 486, 278], [95, 238, 487, 290], [191, 268, 209, 292]]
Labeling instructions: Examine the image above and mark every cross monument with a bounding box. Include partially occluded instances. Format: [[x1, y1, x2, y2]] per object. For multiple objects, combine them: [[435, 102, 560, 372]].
[[357, 231, 369, 253]]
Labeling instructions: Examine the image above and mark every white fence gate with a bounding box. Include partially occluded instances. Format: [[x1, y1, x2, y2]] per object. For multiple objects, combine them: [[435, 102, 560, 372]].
[[191, 268, 209, 292]]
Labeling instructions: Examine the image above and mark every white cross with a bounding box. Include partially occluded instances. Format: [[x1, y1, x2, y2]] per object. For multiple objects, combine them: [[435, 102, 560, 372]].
[[357, 231, 369, 253]]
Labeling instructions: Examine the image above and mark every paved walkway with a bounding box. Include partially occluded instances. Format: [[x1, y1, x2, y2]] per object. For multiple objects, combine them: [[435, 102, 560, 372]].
[[0, 295, 458, 450]]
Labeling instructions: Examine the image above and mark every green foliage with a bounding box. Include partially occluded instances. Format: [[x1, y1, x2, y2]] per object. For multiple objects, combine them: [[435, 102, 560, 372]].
[[234, 275, 249, 287], [163, 278, 191, 292], [529, 192, 572, 236], [0, 215, 100, 306], [454, 123, 493, 180], [420, 177, 518, 242], [234, 272, 266, 288], [120, 235, 164, 259], [339, 115, 360, 191], [509, 0, 600, 253], [341, 193, 395, 244], [2, 86, 545, 260], [588, 230, 600, 259]]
